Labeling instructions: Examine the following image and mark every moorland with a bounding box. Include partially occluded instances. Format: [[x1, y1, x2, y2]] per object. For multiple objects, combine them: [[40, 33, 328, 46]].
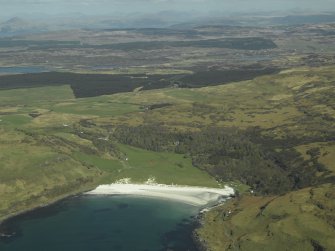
[[0, 18, 334, 251]]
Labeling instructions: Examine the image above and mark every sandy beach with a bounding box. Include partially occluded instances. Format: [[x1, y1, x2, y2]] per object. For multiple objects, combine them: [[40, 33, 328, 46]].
[[85, 183, 234, 206]]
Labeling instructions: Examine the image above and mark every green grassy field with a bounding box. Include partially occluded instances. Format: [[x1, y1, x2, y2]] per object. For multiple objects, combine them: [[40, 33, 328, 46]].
[[115, 144, 219, 186], [0, 85, 74, 106], [70, 143, 219, 187]]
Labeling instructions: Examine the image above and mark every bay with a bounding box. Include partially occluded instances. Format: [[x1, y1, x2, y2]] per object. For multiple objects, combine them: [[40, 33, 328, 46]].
[[0, 195, 200, 251]]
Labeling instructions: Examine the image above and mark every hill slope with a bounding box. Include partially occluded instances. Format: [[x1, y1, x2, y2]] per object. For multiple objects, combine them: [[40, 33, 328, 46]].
[[195, 184, 335, 251], [0, 66, 334, 250]]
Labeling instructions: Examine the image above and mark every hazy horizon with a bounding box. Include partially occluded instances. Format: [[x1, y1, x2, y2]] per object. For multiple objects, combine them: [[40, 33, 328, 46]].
[[0, 0, 335, 20]]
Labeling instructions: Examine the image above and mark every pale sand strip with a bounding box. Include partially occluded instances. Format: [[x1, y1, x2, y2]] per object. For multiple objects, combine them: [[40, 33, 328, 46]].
[[85, 184, 234, 206]]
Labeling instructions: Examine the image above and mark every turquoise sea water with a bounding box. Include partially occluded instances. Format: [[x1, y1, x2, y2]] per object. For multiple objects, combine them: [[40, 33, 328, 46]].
[[0, 195, 200, 251]]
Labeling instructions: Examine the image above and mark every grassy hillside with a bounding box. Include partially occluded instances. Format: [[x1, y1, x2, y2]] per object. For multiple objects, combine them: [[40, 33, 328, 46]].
[[104, 66, 335, 194], [0, 66, 334, 250], [0, 85, 219, 222], [195, 184, 335, 251]]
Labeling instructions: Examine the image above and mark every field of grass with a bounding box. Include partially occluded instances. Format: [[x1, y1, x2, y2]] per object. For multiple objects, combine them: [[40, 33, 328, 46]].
[[69, 67, 193, 75], [116, 144, 219, 187], [52, 99, 141, 117], [0, 85, 74, 106]]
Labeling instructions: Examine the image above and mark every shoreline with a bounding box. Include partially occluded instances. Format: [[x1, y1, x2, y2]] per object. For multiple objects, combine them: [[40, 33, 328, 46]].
[[0, 182, 234, 227], [85, 183, 235, 207], [0, 184, 97, 231], [85, 182, 234, 251], [1, 182, 234, 250]]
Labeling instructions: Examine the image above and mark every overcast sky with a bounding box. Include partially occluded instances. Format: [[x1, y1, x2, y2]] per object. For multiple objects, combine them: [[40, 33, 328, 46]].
[[0, 0, 334, 18]]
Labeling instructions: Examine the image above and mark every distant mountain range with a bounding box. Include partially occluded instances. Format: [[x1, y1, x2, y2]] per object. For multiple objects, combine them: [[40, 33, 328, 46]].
[[1, 12, 335, 36], [271, 14, 335, 25], [0, 17, 48, 36]]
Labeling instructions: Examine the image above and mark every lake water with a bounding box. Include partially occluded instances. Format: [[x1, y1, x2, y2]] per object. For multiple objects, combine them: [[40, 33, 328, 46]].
[[0, 195, 200, 251], [0, 66, 47, 74]]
